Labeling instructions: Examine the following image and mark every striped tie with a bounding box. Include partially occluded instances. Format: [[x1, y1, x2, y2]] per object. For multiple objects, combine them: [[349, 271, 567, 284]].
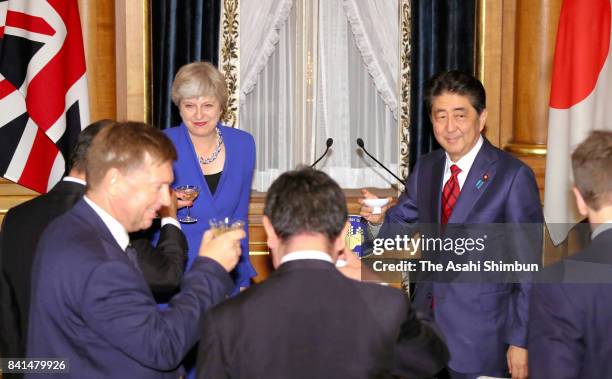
[[441, 164, 462, 224]]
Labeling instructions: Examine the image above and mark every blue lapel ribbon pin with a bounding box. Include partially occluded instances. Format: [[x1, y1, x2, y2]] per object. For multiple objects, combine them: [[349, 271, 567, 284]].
[[475, 174, 489, 189]]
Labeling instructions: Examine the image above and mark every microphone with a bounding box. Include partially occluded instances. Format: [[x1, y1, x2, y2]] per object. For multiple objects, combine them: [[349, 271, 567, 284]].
[[311, 138, 334, 168], [356, 138, 406, 185]]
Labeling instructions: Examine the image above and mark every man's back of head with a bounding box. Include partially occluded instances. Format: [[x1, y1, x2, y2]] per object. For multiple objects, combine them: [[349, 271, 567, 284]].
[[263, 167, 348, 265], [68, 119, 114, 177], [571, 130, 612, 225]]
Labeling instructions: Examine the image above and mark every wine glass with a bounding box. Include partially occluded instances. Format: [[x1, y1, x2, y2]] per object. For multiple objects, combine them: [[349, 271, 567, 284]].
[[174, 185, 201, 223]]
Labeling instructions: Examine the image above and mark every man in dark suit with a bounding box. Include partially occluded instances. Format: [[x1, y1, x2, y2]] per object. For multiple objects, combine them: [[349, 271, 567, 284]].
[[26, 122, 244, 378], [197, 167, 449, 379], [0, 120, 189, 361], [0, 231, 21, 359], [529, 130, 612, 378], [360, 71, 543, 379]]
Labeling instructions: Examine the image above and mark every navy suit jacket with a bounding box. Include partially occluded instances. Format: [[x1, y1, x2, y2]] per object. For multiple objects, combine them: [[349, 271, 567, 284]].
[[197, 259, 449, 379], [529, 228, 612, 379], [26, 199, 233, 378], [0, 180, 187, 359], [381, 138, 543, 375]]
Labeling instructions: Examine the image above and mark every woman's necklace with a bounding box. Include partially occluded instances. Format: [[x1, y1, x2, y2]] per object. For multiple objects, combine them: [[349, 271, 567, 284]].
[[198, 127, 223, 165]]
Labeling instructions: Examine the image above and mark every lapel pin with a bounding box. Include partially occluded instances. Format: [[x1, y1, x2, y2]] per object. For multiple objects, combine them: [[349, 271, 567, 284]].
[[476, 174, 489, 189]]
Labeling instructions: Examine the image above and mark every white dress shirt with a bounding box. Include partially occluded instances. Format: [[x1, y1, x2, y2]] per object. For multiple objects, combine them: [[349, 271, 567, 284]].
[[62, 176, 86, 186], [280, 250, 334, 265], [83, 195, 130, 252], [591, 220, 612, 240], [442, 135, 484, 190]]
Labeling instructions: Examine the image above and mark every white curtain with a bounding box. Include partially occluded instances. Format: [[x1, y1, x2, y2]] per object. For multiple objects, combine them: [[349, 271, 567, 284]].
[[240, 5, 302, 190], [342, 0, 399, 119], [240, 0, 399, 191], [239, 0, 293, 103], [316, 0, 398, 188]]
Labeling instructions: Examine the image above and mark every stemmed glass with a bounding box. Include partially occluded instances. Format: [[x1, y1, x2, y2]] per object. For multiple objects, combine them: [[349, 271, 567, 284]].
[[174, 185, 200, 223]]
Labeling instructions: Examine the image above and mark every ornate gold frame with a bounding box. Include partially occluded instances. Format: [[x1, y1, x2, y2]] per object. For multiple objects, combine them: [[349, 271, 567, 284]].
[[399, 0, 411, 183], [219, 0, 240, 127]]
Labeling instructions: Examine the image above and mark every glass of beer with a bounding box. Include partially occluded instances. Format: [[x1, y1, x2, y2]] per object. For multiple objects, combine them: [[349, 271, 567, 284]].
[[174, 185, 200, 223], [209, 217, 245, 237]]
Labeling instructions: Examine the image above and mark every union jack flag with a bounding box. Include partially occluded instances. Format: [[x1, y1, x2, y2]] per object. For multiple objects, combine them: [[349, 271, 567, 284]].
[[0, 0, 88, 193]]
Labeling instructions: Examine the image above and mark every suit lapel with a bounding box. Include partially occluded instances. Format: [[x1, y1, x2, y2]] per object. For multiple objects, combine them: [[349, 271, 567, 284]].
[[214, 125, 231, 201], [450, 139, 498, 223]]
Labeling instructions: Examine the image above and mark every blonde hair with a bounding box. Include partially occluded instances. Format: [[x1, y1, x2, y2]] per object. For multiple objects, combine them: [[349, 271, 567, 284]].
[[171, 62, 228, 116]]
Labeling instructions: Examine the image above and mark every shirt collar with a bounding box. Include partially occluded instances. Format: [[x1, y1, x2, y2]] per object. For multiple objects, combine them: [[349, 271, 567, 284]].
[[83, 196, 130, 251], [591, 220, 612, 240], [63, 176, 86, 186], [444, 134, 484, 175], [280, 250, 334, 265]]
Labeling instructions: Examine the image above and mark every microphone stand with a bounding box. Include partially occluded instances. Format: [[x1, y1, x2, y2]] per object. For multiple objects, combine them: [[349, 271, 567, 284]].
[[356, 138, 405, 185], [311, 138, 334, 168]]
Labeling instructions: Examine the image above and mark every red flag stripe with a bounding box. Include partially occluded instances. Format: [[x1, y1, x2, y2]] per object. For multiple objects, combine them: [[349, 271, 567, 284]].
[[24, 0, 86, 132], [5, 10, 55, 36], [0, 78, 16, 100], [1, 0, 89, 193], [18, 127, 59, 193], [549, 0, 611, 109]]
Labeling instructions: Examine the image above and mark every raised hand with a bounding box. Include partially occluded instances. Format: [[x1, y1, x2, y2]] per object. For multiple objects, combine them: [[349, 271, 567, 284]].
[[358, 189, 393, 225], [159, 189, 192, 220], [198, 229, 245, 272]]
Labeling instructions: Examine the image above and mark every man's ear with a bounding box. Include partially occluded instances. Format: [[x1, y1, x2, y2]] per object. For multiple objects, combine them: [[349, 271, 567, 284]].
[[105, 168, 122, 197], [478, 108, 488, 132], [572, 187, 590, 217], [332, 222, 350, 254], [262, 216, 279, 251]]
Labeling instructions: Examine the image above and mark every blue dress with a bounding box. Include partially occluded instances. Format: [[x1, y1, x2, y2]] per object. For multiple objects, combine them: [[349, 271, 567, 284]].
[[164, 123, 257, 291]]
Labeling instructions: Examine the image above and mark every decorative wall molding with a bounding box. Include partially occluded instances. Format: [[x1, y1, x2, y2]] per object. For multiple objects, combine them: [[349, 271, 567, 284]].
[[219, 0, 240, 127], [399, 0, 411, 184]]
